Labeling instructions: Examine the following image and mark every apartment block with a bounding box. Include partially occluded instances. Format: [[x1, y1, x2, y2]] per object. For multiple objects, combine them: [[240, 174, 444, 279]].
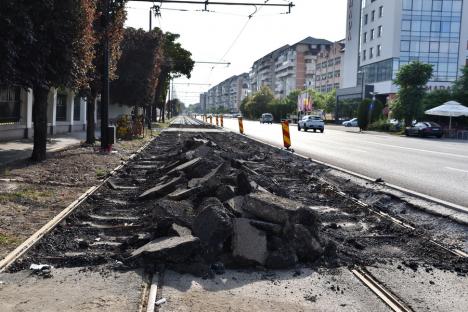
[[205, 73, 250, 113], [314, 40, 345, 93]]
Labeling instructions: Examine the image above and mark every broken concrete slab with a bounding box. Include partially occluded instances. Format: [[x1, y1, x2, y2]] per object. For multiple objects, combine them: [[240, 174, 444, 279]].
[[107, 178, 138, 190], [169, 223, 192, 237], [192, 198, 233, 257], [187, 164, 223, 189], [243, 192, 305, 224], [139, 176, 183, 200], [215, 184, 236, 202], [225, 196, 246, 216], [248, 219, 282, 235], [152, 199, 196, 229], [289, 224, 323, 262], [167, 187, 201, 200], [232, 218, 268, 265], [168, 157, 202, 175], [236, 172, 252, 195], [129, 235, 199, 263]]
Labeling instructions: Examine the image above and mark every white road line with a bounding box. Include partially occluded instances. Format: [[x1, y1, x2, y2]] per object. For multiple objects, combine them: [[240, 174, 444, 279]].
[[446, 167, 468, 174], [363, 141, 468, 159]]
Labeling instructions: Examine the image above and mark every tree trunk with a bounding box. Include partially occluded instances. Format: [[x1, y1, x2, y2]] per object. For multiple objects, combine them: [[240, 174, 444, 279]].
[[162, 104, 165, 123], [31, 86, 49, 162], [86, 93, 96, 144]]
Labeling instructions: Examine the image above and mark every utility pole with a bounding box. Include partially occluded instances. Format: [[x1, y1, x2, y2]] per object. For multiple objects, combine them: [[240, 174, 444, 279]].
[[149, 8, 152, 31], [100, 0, 110, 151]]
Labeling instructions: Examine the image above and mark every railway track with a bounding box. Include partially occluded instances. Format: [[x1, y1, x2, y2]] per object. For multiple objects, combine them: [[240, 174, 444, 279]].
[[1, 117, 466, 311]]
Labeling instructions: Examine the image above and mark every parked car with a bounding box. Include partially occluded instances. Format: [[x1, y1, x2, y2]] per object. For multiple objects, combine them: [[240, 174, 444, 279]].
[[260, 113, 273, 124], [342, 118, 358, 127], [298, 115, 324, 133], [405, 121, 443, 138]]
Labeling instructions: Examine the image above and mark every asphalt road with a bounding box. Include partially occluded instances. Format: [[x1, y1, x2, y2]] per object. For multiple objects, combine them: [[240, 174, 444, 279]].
[[216, 117, 468, 209]]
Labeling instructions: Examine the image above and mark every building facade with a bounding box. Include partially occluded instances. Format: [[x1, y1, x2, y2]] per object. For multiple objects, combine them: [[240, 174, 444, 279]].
[[339, 0, 468, 101], [249, 38, 332, 98], [205, 73, 250, 113], [0, 86, 133, 141], [314, 40, 346, 93]]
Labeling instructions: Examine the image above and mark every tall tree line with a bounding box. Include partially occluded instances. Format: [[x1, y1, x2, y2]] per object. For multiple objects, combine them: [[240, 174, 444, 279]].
[[0, 1, 194, 161]]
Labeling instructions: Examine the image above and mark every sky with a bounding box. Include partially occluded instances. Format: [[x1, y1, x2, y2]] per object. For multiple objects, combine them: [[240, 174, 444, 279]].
[[125, 0, 347, 105]]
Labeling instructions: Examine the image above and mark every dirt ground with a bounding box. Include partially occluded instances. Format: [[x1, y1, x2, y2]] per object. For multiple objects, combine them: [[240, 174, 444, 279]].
[[0, 131, 162, 259]]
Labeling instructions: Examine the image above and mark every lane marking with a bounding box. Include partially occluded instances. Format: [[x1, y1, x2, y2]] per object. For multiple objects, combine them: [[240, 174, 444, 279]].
[[446, 167, 468, 174], [363, 141, 468, 159]]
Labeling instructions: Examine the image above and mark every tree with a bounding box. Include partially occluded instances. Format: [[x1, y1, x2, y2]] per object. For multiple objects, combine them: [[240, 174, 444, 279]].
[[111, 27, 163, 109], [247, 85, 275, 119], [453, 65, 468, 106], [357, 98, 384, 131], [85, 0, 126, 144], [0, 0, 95, 161], [393, 61, 433, 126], [153, 32, 194, 122], [167, 98, 185, 116]]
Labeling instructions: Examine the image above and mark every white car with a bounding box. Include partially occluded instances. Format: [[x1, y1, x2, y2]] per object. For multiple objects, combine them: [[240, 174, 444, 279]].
[[342, 118, 358, 127], [298, 115, 324, 133]]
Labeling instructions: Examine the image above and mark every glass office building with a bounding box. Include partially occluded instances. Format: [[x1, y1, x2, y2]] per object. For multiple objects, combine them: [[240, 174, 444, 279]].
[[399, 0, 463, 82]]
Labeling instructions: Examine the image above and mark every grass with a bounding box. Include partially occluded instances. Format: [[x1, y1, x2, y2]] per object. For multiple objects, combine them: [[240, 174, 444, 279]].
[[0, 233, 21, 246], [0, 187, 53, 203], [95, 168, 108, 178]]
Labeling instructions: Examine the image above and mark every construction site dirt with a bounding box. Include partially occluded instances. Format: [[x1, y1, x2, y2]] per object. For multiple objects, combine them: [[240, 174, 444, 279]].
[[1, 119, 467, 311]]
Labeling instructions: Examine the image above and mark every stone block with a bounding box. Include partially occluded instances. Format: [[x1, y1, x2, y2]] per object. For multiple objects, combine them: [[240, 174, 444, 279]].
[[243, 192, 305, 224]]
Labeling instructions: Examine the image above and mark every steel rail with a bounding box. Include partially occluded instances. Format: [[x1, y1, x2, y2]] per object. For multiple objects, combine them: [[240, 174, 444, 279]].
[[351, 266, 414, 312]]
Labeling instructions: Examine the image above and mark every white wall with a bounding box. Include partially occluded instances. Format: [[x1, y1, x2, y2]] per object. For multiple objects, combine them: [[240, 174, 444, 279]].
[[342, 0, 363, 88]]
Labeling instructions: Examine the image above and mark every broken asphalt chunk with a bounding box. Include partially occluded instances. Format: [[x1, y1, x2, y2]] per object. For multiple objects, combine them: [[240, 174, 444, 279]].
[[139, 176, 183, 200]]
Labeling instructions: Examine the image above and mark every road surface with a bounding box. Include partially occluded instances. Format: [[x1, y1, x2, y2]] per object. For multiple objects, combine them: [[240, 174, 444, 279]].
[[216, 117, 468, 209]]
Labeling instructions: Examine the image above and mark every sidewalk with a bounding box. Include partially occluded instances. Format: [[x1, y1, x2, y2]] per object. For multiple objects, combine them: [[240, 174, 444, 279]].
[[0, 131, 97, 167]]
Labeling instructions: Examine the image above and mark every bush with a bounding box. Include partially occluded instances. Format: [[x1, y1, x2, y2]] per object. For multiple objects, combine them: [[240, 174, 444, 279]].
[[357, 98, 384, 130]]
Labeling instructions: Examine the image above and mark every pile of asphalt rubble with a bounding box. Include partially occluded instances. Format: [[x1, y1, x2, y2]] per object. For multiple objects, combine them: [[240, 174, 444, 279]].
[[125, 135, 335, 277]]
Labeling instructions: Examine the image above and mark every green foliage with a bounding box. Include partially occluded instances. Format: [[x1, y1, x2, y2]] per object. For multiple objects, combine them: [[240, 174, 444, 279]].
[[267, 90, 300, 121], [393, 61, 433, 126], [111, 27, 163, 108], [367, 118, 400, 132], [167, 98, 185, 116], [357, 98, 384, 130], [357, 99, 371, 130], [422, 89, 452, 111], [452, 65, 468, 106], [241, 86, 275, 119]]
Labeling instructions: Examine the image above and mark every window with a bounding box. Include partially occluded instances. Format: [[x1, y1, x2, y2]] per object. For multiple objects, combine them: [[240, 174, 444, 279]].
[[363, 49, 367, 61], [430, 41, 439, 53], [402, 20, 411, 31], [370, 47, 374, 59], [56, 94, 68, 122], [370, 29, 375, 40], [403, 0, 412, 10], [401, 41, 410, 51], [0, 87, 21, 123], [335, 70, 341, 77], [363, 32, 367, 43], [335, 57, 341, 65], [364, 14, 368, 25], [379, 6, 383, 17], [371, 10, 375, 21], [377, 44, 381, 56], [433, 1, 442, 11], [378, 25, 382, 37], [73, 96, 81, 121]]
